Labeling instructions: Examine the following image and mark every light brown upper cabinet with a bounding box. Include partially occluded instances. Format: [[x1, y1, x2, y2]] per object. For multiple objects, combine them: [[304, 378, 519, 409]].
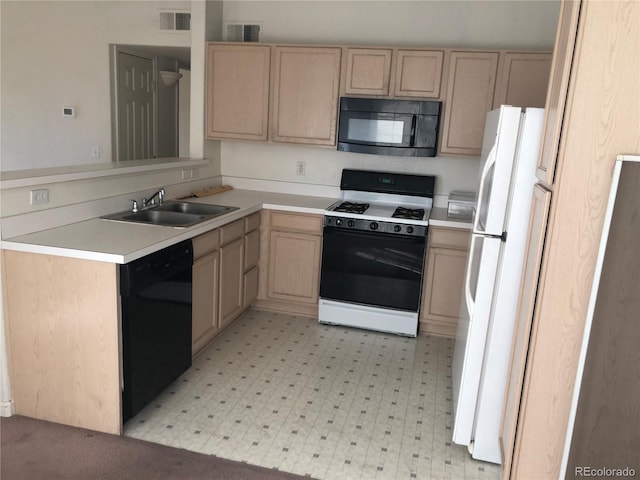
[[271, 46, 342, 146], [205, 43, 271, 141], [393, 49, 444, 98], [344, 48, 393, 96], [493, 52, 552, 109], [440, 50, 551, 157], [439, 51, 500, 156], [343, 47, 444, 98]]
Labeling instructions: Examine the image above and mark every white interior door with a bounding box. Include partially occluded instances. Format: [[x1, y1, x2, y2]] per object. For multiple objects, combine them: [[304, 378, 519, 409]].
[[117, 52, 155, 161]]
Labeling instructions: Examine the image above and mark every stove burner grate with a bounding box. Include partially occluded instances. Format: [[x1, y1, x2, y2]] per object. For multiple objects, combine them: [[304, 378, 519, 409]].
[[333, 202, 370, 214], [392, 207, 426, 220]]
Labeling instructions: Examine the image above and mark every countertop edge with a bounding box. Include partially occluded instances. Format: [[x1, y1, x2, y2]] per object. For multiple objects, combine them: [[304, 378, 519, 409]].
[[1, 195, 334, 264], [1, 196, 473, 263]]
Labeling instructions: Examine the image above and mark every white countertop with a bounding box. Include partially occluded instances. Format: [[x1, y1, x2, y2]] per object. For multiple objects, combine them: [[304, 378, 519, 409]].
[[2, 192, 471, 264], [1, 190, 338, 264], [428, 207, 474, 229]]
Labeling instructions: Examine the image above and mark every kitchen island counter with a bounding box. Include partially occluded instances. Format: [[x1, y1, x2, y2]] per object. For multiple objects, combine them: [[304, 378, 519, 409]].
[[1, 189, 337, 264]]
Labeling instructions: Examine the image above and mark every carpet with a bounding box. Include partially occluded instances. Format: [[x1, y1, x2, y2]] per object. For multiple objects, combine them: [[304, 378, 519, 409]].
[[1, 415, 308, 480]]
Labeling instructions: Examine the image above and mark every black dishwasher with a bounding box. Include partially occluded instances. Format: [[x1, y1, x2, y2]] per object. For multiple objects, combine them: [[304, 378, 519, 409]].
[[120, 239, 193, 423]]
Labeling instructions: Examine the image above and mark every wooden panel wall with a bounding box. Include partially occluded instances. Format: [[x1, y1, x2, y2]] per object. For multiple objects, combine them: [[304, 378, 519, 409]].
[[511, 2, 640, 478], [3, 251, 121, 434]]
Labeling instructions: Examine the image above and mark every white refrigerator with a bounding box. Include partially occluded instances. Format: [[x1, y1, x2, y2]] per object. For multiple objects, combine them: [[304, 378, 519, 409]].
[[451, 106, 544, 464]]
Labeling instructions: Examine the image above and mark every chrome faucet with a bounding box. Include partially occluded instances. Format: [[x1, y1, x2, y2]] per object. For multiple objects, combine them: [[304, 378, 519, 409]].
[[142, 188, 165, 208]]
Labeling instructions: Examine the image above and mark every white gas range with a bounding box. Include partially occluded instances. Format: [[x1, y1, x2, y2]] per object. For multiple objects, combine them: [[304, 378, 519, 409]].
[[319, 169, 436, 337]]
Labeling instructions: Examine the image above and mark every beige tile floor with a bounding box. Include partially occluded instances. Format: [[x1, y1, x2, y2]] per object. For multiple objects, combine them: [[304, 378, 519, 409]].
[[124, 309, 500, 480]]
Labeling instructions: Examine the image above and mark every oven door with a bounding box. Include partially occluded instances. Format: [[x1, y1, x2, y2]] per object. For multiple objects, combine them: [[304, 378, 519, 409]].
[[319, 226, 427, 311]]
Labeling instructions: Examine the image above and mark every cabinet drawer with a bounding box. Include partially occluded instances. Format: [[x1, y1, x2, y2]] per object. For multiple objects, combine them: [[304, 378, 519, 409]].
[[270, 211, 323, 234], [244, 229, 260, 271], [429, 227, 471, 250], [220, 219, 244, 245], [244, 212, 261, 233], [192, 229, 220, 259]]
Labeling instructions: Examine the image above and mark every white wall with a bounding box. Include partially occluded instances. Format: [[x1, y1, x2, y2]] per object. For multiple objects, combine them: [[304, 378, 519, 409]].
[[222, 142, 480, 203], [223, 0, 559, 48], [0, 0, 193, 171], [220, 0, 560, 196]]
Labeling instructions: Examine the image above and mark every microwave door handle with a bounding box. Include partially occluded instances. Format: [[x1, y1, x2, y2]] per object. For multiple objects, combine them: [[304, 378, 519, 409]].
[[409, 115, 417, 146]]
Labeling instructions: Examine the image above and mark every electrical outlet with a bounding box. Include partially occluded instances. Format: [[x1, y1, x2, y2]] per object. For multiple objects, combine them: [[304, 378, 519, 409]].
[[30, 189, 50, 205], [191, 168, 199, 179], [181, 169, 190, 180], [296, 161, 306, 176], [91, 146, 100, 159]]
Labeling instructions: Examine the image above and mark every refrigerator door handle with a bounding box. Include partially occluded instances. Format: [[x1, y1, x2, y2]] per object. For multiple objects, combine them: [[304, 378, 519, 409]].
[[464, 234, 478, 313], [473, 146, 498, 234]]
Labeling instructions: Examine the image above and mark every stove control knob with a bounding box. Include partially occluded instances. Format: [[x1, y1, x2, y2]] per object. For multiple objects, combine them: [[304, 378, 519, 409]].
[[347, 219, 355, 228], [406, 226, 414, 234], [335, 218, 343, 226], [370, 222, 379, 231], [394, 225, 402, 233]]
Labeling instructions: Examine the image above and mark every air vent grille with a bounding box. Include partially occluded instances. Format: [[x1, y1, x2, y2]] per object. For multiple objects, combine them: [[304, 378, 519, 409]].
[[159, 11, 191, 31], [223, 22, 261, 42]]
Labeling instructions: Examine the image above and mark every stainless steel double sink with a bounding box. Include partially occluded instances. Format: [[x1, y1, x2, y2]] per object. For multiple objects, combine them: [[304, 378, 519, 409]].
[[101, 200, 239, 228]]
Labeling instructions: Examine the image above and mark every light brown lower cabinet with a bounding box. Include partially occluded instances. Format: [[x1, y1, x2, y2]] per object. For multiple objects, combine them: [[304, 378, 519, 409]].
[[192, 250, 220, 355], [267, 230, 322, 303], [255, 210, 323, 316], [243, 266, 259, 308], [419, 226, 471, 337], [243, 215, 261, 308], [192, 213, 261, 355], [219, 236, 245, 330], [192, 229, 221, 355]]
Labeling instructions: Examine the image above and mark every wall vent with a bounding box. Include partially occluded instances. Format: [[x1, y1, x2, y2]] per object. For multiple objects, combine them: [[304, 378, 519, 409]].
[[159, 11, 191, 32], [223, 22, 261, 42]]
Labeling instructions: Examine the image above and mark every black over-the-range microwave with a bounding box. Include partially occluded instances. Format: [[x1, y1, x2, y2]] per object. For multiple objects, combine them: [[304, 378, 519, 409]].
[[337, 97, 442, 157]]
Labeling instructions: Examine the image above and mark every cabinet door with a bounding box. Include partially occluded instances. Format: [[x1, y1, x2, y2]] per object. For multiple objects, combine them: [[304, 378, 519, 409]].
[[205, 43, 271, 141], [419, 227, 470, 337], [439, 51, 499, 156], [243, 266, 259, 309], [271, 46, 342, 145], [500, 184, 551, 476], [536, 0, 582, 186], [393, 49, 444, 98], [267, 230, 321, 303], [423, 247, 468, 320], [344, 47, 392, 96], [192, 250, 219, 355], [219, 237, 244, 329], [493, 53, 552, 109], [244, 229, 260, 271]]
